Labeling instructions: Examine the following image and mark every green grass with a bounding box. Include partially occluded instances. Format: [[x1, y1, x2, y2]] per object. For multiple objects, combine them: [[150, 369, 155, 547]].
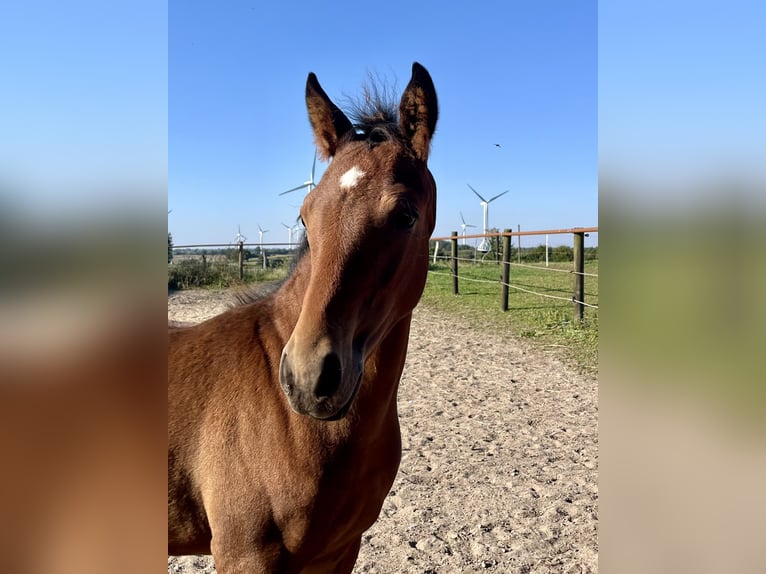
[[419, 259, 599, 373]]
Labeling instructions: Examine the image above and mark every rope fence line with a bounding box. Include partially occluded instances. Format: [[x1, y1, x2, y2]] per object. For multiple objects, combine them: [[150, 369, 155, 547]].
[[428, 268, 600, 310], [431, 226, 598, 242], [506, 261, 573, 274], [432, 254, 598, 278], [428, 270, 499, 286], [426, 270, 454, 279], [435, 227, 598, 321], [500, 281, 580, 304]]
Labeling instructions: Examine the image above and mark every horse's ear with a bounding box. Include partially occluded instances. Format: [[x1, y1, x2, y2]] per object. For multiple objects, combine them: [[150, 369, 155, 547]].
[[398, 62, 438, 162], [306, 73, 354, 160]]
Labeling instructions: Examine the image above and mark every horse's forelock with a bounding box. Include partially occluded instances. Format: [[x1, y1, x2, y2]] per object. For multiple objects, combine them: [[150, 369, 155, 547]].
[[344, 79, 400, 136]]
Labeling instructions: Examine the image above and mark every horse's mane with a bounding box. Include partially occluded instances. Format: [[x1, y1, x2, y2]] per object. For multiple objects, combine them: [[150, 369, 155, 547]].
[[230, 235, 309, 308]]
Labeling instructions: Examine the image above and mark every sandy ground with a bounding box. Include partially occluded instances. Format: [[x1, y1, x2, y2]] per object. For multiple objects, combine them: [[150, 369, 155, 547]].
[[167, 289, 598, 574]]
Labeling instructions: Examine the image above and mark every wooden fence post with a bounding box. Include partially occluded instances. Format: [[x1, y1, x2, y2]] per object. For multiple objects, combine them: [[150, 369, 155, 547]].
[[238, 242, 244, 280], [501, 229, 511, 311], [451, 231, 459, 295], [573, 231, 585, 322]]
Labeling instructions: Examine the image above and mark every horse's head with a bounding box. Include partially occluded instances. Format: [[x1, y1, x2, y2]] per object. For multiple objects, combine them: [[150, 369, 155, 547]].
[[279, 63, 438, 421]]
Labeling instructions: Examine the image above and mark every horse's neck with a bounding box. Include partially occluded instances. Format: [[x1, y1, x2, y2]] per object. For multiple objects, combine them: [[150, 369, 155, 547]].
[[351, 312, 412, 434], [271, 258, 312, 341]]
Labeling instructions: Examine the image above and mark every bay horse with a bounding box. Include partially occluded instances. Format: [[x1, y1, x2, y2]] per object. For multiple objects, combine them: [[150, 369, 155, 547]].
[[168, 62, 438, 573]]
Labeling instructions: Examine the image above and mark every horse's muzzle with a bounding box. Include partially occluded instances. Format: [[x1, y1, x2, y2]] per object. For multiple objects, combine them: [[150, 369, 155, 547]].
[[279, 346, 363, 420]]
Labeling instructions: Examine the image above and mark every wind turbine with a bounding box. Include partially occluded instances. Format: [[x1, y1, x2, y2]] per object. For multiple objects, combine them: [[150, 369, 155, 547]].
[[293, 220, 305, 246], [281, 222, 300, 249], [459, 212, 477, 246], [257, 224, 269, 247], [257, 224, 269, 269], [234, 225, 247, 244], [467, 184, 509, 252], [280, 151, 317, 196]]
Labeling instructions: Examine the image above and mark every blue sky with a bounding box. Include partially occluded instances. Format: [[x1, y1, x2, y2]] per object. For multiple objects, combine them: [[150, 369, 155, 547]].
[[599, 0, 765, 201], [3, 1, 761, 251], [1, 1, 167, 216], [169, 1, 597, 248]]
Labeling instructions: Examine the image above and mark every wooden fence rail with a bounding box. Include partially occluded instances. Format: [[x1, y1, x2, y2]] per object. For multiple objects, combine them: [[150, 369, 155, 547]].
[[435, 227, 598, 321]]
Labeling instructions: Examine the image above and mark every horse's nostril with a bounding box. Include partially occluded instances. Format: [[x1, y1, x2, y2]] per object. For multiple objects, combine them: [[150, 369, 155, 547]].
[[279, 352, 296, 396], [315, 353, 342, 399]]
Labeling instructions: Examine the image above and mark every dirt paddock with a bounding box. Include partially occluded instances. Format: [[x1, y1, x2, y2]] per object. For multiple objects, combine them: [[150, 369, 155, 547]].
[[167, 289, 598, 573]]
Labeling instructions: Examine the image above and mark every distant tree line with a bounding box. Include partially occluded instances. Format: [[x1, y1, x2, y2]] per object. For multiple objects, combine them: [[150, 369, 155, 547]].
[[168, 237, 597, 271], [429, 240, 597, 263]]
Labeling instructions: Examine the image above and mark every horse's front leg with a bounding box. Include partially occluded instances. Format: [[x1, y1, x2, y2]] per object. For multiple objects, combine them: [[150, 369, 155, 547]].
[[213, 547, 294, 574], [299, 538, 362, 574], [332, 538, 363, 574], [211, 536, 291, 574]]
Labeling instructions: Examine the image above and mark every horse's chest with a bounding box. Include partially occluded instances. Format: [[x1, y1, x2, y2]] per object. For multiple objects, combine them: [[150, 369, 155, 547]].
[[278, 439, 402, 553]]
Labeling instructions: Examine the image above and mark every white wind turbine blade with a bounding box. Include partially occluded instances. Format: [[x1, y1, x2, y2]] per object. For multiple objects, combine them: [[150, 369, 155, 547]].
[[257, 225, 268, 246], [460, 211, 477, 227], [234, 225, 247, 243], [280, 183, 307, 196], [487, 190, 510, 203], [281, 222, 293, 246], [280, 152, 319, 195], [292, 222, 303, 244], [467, 183, 487, 203]]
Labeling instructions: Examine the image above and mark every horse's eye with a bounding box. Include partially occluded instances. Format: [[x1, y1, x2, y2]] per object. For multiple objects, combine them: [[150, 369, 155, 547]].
[[391, 207, 418, 230]]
